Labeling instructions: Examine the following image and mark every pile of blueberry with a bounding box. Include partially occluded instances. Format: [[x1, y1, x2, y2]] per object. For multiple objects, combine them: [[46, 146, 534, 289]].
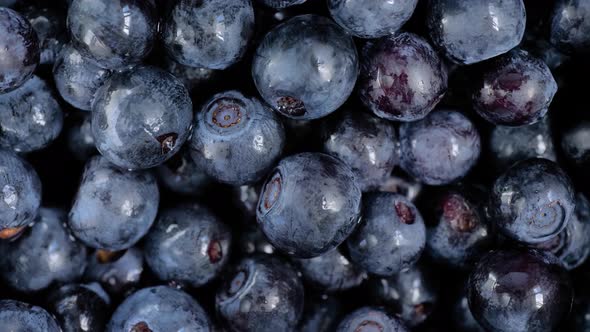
[[2, 0, 590, 331]]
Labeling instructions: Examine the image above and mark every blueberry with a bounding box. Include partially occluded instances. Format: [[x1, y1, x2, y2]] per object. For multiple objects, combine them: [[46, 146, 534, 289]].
[[144, 203, 232, 288], [22, 4, 67, 66], [299, 295, 342, 332], [0, 75, 63, 153], [66, 112, 97, 161], [336, 307, 409, 332], [328, 0, 418, 39], [68, 156, 159, 250], [295, 247, 367, 292], [0, 208, 87, 293], [427, 0, 526, 64], [368, 262, 439, 327], [0, 300, 61, 332], [189, 90, 286, 185], [472, 49, 557, 126], [490, 115, 556, 172], [358, 32, 448, 122], [0, 7, 40, 94], [216, 256, 304, 332], [321, 110, 398, 191], [163, 0, 255, 70], [84, 246, 144, 296], [347, 192, 425, 276], [257, 0, 307, 9], [67, 0, 157, 69], [107, 286, 211, 332], [468, 249, 573, 332], [53, 43, 113, 111], [47, 284, 110, 332], [156, 147, 210, 195], [561, 121, 590, 168], [550, 0, 590, 53], [532, 193, 590, 270], [92, 66, 193, 170], [423, 186, 493, 269], [452, 287, 485, 332], [399, 110, 481, 185], [252, 14, 359, 120], [489, 158, 575, 244], [0, 149, 41, 240], [257, 152, 362, 258]]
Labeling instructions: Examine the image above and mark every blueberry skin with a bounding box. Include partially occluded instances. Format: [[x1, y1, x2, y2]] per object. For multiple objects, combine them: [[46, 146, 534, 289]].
[[358, 32, 447, 122], [561, 121, 590, 168], [144, 204, 232, 288], [550, 0, 590, 53], [92, 66, 193, 170], [347, 192, 425, 276], [66, 112, 97, 161], [257, 152, 362, 258], [299, 295, 342, 332], [427, 0, 526, 65], [472, 49, 557, 126], [336, 307, 409, 332], [257, 0, 306, 8], [163, 0, 254, 70], [425, 187, 493, 269], [490, 115, 556, 172], [328, 0, 418, 39], [295, 247, 367, 292], [321, 111, 397, 192], [68, 156, 159, 250], [368, 262, 439, 327], [252, 14, 359, 120], [190, 90, 286, 185], [0, 300, 61, 332], [22, 5, 67, 66], [107, 286, 211, 332], [0, 76, 63, 153], [47, 284, 110, 332], [453, 288, 485, 332], [53, 43, 113, 111], [216, 256, 304, 332], [162, 56, 218, 93], [0, 8, 40, 94], [489, 158, 575, 244], [0, 149, 41, 237], [468, 249, 573, 332], [399, 110, 481, 185], [84, 246, 144, 295], [67, 0, 157, 69], [532, 193, 590, 270], [156, 147, 210, 195], [0, 208, 87, 293]]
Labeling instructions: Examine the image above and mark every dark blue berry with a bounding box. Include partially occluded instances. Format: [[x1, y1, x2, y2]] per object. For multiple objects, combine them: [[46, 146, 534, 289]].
[[550, 0, 590, 53], [0, 300, 60, 332], [156, 147, 210, 195], [336, 307, 409, 332], [47, 284, 110, 332], [84, 246, 144, 296]]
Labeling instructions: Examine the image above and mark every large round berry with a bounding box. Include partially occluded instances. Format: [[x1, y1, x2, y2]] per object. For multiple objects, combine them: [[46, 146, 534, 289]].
[[550, 0, 590, 53], [358, 32, 447, 122], [336, 307, 409, 332], [47, 284, 110, 332], [0, 149, 41, 240], [472, 49, 557, 126], [347, 192, 426, 276], [216, 256, 304, 332], [489, 158, 575, 244], [92, 66, 193, 170], [144, 204, 232, 287], [67, 0, 157, 69], [252, 14, 359, 120], [468, 249, 573, 332], [328, 0, 418, 39], [163, 0, 254, 70], [68, 156, 159, 250], [190, 90, 285, 185], [427, 0, 526, 64], [0, 7, 39, 94], [399, 110, 481, 185], [0, 300, 60, 332], [257, 152, 362, 258]]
